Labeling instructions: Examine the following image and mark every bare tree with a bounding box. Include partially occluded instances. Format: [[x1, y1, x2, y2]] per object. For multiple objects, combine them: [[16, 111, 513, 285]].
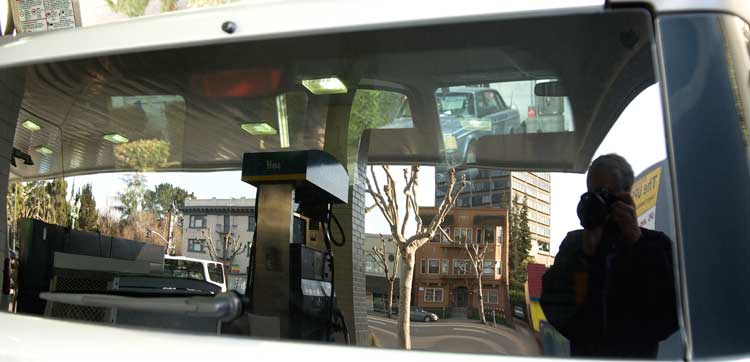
[[200, 227, 248, 269], [368, 234, 400, 318], [441, 228, 490, 324], [366, 165, 466, 350]]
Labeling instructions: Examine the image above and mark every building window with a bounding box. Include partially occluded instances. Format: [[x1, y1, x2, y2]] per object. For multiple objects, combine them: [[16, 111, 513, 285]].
[[221, 215, 230, 233], [188, 239, 205, 253], [453, 259, 469, 275], [441, 227, 451, 243], [420, 259, 427, 274], [454, 228, 472, 243], [189, 215, 207, 228], [248, 214, 256, 231], [366, 255, 381, 273], [538, 241, 550, 252], [476, 228, 495, 243], [483, 290, 499, 305], [428, 259, 440, 274], [441, 260, 449, 274], [424, 287, 444, 303], [483, 260, 496, 275]]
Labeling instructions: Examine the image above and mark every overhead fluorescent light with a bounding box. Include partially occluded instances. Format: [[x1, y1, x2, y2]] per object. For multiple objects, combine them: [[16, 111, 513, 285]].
[[103, 133, 129, 144], [22, 120, 42, 132], [241, 122, 277, 135], [34, 146, 54, 155], [301, 77, 348, 95], [276, 94, 289, 148]]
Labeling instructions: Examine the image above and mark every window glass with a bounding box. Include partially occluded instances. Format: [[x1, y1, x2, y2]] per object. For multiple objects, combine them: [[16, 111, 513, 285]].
[[3, 9, 682, 361], [208, 263, 225, 284], [428, 259, 440, 274], [483, 260, 495, 275]]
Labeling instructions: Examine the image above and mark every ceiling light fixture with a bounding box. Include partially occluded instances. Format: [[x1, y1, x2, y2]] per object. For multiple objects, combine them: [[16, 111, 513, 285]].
[[34, 146, 54, 155], [241, 122, 277, 136], [301, 77, 348, 95], [22, 120, 42, 132], [103, 133, 129, 144]]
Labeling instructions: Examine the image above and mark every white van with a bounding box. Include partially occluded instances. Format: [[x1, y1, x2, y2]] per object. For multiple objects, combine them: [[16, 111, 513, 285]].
[[163, 256, 227, 293]]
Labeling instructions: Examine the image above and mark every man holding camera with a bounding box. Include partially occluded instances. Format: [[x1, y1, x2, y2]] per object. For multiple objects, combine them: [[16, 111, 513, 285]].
[[540, 154, 678, 358]]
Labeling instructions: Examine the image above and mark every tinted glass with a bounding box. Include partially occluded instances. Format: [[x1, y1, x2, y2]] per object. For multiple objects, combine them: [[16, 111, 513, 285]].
[[208, 263, 225, 284], [1, 9, 684, 361]]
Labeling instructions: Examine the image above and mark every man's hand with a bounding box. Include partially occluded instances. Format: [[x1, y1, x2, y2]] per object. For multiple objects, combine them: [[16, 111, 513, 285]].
[[611, 192, 642, 245], [582, 226, 603, 257]]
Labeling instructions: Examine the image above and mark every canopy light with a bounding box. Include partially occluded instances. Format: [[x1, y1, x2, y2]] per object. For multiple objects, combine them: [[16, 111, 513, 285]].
[[103, 133, 129, 144], [301, 77, 348, 95], [241, 122, 277, 136], [34, 146, 54, 155], [22, 120, 42, 132]]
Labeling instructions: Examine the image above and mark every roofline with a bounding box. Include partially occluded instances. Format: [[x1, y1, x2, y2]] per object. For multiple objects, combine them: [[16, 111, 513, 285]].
[[0, 0, 603, 69], [608, 0, 749, 23]]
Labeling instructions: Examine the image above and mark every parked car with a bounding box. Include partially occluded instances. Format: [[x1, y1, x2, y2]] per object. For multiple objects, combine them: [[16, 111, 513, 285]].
[[513, 306, 525, 319], [386, 87, 521, 164], [410, 307, 439, 323]]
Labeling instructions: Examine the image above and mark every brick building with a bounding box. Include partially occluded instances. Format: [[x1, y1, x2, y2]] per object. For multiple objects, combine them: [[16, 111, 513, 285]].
[[413, 207, 511, 320], [435, 168, 554, 266]]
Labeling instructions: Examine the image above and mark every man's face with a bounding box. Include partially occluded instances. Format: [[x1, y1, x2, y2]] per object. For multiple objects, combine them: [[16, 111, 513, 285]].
[[587, 168, 621, 193]]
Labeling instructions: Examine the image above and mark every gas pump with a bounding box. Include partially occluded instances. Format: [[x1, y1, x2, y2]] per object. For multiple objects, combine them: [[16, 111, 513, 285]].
[[242, 150, 349, 342]]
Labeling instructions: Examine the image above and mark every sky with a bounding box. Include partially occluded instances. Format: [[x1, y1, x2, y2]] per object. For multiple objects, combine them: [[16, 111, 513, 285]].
[[67, 84, 666, 255]]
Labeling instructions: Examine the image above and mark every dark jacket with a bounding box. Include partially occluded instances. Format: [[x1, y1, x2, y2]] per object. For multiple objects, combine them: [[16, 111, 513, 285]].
[[540, 228, 678, 358]]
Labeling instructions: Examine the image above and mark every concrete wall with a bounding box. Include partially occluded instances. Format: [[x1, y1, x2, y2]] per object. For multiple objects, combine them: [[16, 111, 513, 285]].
[[0, 68, 25, 295]]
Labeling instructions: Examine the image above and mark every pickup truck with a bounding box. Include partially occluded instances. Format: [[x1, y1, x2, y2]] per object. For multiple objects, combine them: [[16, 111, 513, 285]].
[[389, 87, 522, 164]]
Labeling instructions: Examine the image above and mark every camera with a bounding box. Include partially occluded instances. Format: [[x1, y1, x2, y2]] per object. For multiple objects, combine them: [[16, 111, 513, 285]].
[[577, 188, 617, 229]]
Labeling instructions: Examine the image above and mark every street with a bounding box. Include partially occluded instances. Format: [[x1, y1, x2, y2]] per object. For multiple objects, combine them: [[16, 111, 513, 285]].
[[367, 314, 540, 356]]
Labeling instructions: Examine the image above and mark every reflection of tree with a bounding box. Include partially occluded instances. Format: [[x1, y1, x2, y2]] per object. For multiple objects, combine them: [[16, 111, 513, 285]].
[[7, 179, 71, 250], [143, 183, 195, 219], [107, 0, 239, 17], [509, 195, 532, 291], [367, 234, 400, 319], [114, 139, 170, 172], [348, 90, 405, 155], [106, 0, 150, 17], [77, 184, 98, 232], [200, 227, 248, 270], [366, 166, 466, 350]]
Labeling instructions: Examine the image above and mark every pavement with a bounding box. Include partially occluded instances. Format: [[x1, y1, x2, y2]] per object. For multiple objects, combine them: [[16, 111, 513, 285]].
[[367, 314, 540, 355]]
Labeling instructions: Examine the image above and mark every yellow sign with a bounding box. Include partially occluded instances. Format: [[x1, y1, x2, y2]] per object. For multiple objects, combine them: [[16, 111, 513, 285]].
[[631, 167, 662, 216]]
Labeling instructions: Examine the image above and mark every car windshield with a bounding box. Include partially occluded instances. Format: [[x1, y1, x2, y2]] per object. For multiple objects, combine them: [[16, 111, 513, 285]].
[[1, 7, 698, 361], [437, 93, 474, 116]]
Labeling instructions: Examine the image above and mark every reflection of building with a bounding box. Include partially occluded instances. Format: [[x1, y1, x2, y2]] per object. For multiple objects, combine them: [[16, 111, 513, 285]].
[[413, 207, 511, 320], [435, 169, 554, 266], [364, 233, 399, 312], [180, 198, 255, 292]]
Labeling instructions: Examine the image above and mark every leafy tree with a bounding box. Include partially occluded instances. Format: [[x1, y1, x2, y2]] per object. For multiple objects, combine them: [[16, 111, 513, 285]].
[[106, 0, 150, 17], [509, 194, 532, 291], [7, 178, 73, 252], [77, 184, 98, 232], [113, 139, 170, 172], [108, 0, 239, 17], [348, 90, 406, 154], [116, 174, 147, 220], [143, 183, 195, 219]]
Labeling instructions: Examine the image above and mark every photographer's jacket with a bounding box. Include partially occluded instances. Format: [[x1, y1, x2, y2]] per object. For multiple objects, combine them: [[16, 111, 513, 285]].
[[540, 228, 678, 358]]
